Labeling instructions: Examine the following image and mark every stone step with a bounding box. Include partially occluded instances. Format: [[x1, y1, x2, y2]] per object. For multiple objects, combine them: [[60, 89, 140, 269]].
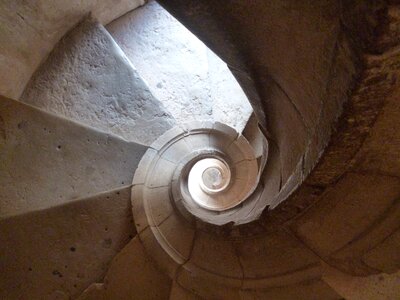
[[0, 95, 147, 219], [21, 16, 175, 146], [79, 237, 172, 300], [0, 186, 134, 299], [106, 0, 253, 132]]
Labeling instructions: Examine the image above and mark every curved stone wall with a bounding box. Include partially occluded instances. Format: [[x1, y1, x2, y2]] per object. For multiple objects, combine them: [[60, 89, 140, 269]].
[[1, 1, 400, 299]]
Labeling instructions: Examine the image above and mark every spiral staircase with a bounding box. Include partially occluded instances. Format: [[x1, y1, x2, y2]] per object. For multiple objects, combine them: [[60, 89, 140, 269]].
[[1, 1, 400, 299]]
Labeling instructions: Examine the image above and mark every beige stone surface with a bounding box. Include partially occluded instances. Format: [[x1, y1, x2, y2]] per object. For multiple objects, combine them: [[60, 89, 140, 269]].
[[107, 0, 253, 132], [176, 269, 242, 300], [0, 96, 147, 218], [354, 84, 400, 176], [241, 279, 341, 300], [363, 229, 400, 273], [189, 232, 242, 279], [234, 229, 319, 280], [78, 283, 106, 300], [0, 186, 135, 299], [0, 0, 145, 100], [21, 18, 175, 145], [2, 1, 400, 299], [103, 237, 171, 299], [169, 282, 202, 300], [323, 266, 400, 300], [292, 172, 400, 258]]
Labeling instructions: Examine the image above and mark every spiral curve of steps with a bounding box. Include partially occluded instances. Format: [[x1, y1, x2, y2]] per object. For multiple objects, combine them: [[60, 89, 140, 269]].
[[1, 1, 400, 299]]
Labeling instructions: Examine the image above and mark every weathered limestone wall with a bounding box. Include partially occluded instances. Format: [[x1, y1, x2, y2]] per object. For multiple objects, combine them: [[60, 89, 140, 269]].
[[107, 0, 253, 132], [21, 18, 175, 145], [0, 0, 145, 100], [0, 95, 148, 298]]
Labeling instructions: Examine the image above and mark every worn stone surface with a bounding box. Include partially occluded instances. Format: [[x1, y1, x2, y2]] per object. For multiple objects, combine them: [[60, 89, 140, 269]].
[[241, 279, 342, 300], [234, 229, 319, 280], [169, 282, 202, 300], [0, 186, 135, 299], [21, 17, 175, 145], [80, 237, 172, 300], [0, 96, 147, 218], [0, 0, 145, 100], [107, 0, 253, 132], [362, 229, 400, 273], [77, 283, 105, 300], [2, 1, 400, 299], [189, 232, 242, 279], [104, 237, 172, 299], [176, 268, 242, 300], [353, 82, 400, 176], [323, 265, 400, 300], [292, 173, 400, 258]]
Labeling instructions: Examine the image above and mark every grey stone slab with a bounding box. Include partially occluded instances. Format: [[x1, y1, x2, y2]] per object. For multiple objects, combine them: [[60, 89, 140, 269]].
[[107, 1, 252, 132], [0, 186, 135, 299], [21, 17, 175, 146], [0, 0, 145, 100], [150, 127, 186, 151], [180, 120, 214, 133], [182, 133, 210, 151], [0, 96, 147, 218]]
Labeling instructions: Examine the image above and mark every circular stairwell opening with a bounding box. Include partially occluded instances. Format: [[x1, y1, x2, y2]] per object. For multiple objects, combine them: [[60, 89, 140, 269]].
[[188, 157, 232, 210]]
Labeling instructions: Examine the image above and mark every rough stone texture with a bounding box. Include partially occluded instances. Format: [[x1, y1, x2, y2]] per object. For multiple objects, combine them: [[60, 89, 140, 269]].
[[292, 173, 400, 258], [2, 1, 400, 299], [0, 0, 145, 100], [77, 283, 106, 300], [0, 186, 135, 299], [0, 96, 147, 218], [155, 0, 388, 211], [241, 279, 342, 300], [267, 3, 400, 280], [353, 80, 400, 177], [175, 268, 243, 300], [363, 229, 400, 273], [80, 237, 172, 300], [169, 282, 202, 300], [234, 229, 319, 281], [189, 232, 242, 279], [107, 0, 253, 132], [21, 17, 175, 145], [323, 265, 400, 300]]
